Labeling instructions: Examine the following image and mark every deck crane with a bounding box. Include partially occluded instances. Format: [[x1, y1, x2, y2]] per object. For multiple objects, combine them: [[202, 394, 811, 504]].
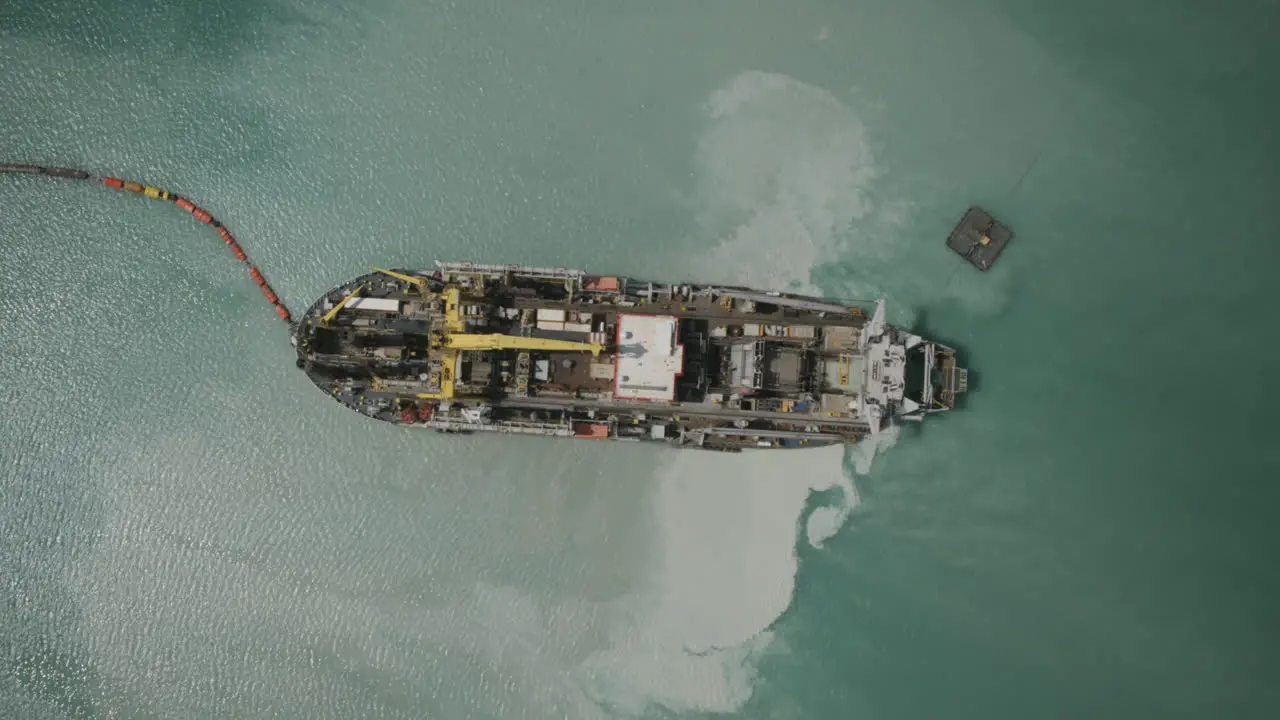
[[437, 333, 603, 356], [431, 281, 604, 356], [371, 267, 434, 295], [413, 330, 602, 402], [319, 283, 367, 325], [413, 311, 605, 401], [370, 267, 606, 399], [371, 267, 467, 332]]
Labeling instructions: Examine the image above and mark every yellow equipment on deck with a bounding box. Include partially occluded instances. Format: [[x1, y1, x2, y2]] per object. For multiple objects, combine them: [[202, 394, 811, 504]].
[[414, 333, 599, 401], [369, 269, 466, 334], [439, 333, 603, 356], [376, 275, 602, 401], [414, 348, 458, 401], [441, 286, 465, 332], [320, 283, 366, 325], [371, 267, 433, 294]]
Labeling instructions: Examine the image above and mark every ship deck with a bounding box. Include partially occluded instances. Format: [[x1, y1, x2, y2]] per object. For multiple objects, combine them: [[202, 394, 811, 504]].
[[292, 262, 965, 451]]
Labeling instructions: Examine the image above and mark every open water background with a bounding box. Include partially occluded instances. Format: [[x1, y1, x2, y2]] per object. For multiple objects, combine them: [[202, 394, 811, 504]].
[[3, 1, 1279, 718]]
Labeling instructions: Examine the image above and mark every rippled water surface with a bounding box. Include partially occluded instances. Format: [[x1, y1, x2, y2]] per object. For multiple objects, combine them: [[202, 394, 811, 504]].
[[4, 1, 1279, 718]]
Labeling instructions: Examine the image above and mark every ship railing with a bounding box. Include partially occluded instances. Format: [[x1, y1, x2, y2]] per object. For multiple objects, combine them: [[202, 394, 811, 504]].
[[702, 427, 846, 441], [706, 288, 860, 315], [423, 418, 574, 437], [435, 261, 586, 280]]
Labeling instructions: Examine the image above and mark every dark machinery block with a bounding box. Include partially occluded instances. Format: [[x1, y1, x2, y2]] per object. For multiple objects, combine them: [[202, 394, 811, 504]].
[[947, 207, 1013, 271]]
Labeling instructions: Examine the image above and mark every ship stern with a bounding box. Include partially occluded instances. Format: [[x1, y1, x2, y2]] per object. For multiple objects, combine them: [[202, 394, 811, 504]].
[[898, 341, 968, 420]]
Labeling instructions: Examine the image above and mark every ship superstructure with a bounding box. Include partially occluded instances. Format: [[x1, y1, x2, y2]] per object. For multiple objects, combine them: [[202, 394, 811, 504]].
[[293, 262, 968, 451]]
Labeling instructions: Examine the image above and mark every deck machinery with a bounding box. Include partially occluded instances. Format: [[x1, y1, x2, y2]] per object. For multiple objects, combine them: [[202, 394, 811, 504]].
[[293, 262, 968, 451]]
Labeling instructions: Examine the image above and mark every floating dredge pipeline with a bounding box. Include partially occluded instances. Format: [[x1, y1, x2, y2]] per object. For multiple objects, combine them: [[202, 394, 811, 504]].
[[1, 162, 294, 325]]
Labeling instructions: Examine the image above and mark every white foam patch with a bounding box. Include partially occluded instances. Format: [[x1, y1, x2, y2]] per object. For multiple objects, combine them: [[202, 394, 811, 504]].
[[854, 424, 901, 477], [806, 501, 851, 550], [573, 70, 876, 716], [691, 70, 878, 293], [690, 70, 1013, 328], [577, 445, 855, 715]]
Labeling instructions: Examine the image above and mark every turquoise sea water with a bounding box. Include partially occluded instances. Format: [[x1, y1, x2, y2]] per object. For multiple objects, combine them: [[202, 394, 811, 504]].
[[3, 1, 1278, 718]]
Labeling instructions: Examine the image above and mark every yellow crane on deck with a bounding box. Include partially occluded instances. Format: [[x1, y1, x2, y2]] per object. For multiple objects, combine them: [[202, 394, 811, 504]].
[[319, 283, 367, 325], [414, 330, 603, 402], [413, 333, 601, 402], [372, 269, 601, 354], [439, 333, 603, 356], [371, 267, 467, 332], [362, 267, 604, 399], [371, 267, 433, 295]]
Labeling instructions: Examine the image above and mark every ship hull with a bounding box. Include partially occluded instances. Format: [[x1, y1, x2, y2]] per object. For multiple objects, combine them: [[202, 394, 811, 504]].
[[293, 262, 967, 451]]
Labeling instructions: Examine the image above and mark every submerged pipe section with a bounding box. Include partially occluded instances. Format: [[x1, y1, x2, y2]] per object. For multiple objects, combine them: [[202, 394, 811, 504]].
[[0, 163, 91, 179], [2, 162, 294, 326]]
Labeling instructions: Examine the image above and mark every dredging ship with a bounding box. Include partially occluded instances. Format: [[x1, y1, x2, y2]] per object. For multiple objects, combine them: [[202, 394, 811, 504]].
[[293, 262, 968, 451], [3, 163, 971, 451]]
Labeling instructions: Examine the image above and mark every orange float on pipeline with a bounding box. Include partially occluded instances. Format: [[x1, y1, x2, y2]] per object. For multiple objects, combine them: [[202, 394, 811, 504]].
[[216, 227, 248, 261], [6, 161, 298, 328]]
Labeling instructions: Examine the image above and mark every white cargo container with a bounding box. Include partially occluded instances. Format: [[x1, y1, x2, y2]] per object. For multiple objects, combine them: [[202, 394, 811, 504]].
[[347, 297, 401, 312]]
